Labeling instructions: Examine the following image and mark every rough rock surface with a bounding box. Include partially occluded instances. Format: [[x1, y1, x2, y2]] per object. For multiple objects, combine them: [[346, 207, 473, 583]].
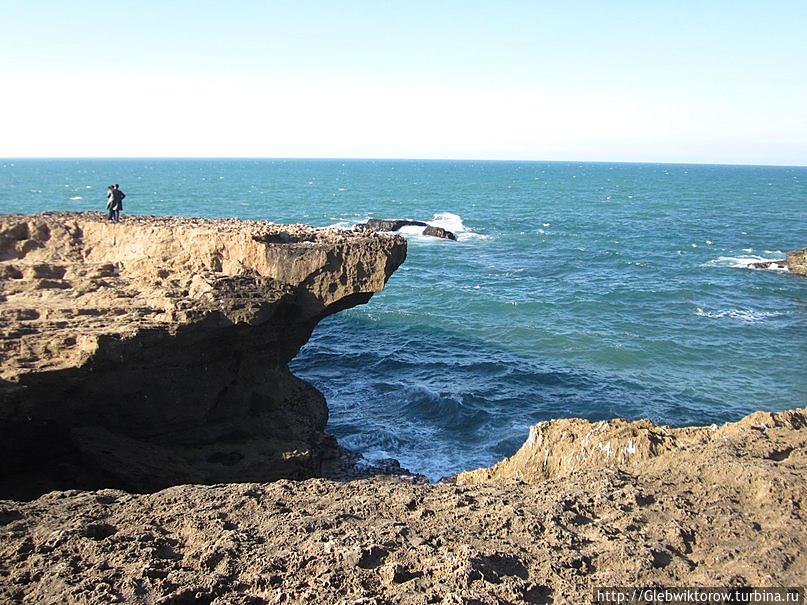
[[0, 408, 804, 604], [786, 247, 807, 275], [0, 213, 406, 499], [357, 219, 457, 241]]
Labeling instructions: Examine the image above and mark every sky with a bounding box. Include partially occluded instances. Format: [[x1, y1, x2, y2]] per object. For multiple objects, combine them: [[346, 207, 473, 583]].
[[1, 1, 806, 164]]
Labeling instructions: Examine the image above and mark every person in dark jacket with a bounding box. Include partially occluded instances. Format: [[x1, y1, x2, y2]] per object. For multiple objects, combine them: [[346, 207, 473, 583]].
[[113, 184, 125, 221], [108, 184, 126, 222], [106, 185, 116, 221]]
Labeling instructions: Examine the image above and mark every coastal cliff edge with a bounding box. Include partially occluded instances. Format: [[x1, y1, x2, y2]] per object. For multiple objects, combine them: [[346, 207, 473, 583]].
[[0, 212, 406, 499]]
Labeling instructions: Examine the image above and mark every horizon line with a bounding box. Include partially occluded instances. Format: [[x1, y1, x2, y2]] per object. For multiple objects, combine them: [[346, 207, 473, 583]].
[[1, 156, 806, 169]]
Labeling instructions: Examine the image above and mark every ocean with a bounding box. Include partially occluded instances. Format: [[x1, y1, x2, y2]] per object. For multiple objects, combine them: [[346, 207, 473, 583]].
[[2, 159, 806, 479]]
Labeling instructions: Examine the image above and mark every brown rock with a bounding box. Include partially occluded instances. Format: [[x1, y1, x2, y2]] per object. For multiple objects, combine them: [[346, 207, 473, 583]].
[[0, 408, 804, 604], [786, 247, 807, 275], [0, 212, 406, 499]]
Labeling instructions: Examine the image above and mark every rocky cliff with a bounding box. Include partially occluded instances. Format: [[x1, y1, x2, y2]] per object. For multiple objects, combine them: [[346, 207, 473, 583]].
[[0, 213, 406, 499]]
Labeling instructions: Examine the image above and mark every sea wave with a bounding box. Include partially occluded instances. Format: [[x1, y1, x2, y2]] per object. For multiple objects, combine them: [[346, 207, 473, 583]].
[[427, 212, 488, 241], [703, 255, 788, 271], [695, 307, 784, 322]]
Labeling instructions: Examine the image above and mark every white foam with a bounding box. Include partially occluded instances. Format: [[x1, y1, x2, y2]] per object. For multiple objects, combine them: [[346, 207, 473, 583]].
[[695, 307, 784, 322], [427, 212, 488, 241], [703, 255, 787, 271], [69, 196, 82, 200], [398, 225, 426, 236], [324, 220, 359, 231]]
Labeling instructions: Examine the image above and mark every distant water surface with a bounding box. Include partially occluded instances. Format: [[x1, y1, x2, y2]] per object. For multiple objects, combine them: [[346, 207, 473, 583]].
[[2, 159, 806, 478]]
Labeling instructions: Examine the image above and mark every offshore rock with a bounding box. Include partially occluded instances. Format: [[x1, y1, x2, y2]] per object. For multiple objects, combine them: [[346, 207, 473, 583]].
[[750, 259, 787, 270], [422, 225, 457, 240], [357, 218, 456, 240], [359, 218, 428, 232], [0, 212, 406, 499]]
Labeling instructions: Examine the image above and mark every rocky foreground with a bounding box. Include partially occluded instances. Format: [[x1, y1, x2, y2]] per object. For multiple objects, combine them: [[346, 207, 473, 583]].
[[1, 408, 805, 604], [1, 214, 805, 603]]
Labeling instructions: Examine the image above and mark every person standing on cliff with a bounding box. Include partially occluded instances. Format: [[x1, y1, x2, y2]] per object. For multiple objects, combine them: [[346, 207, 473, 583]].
[[112, 184, 125, 222], [106, 185, 116, 221]]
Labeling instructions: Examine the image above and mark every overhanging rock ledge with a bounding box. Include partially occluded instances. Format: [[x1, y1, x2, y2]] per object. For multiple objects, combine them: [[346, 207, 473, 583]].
[[0, 212, 407, 499]]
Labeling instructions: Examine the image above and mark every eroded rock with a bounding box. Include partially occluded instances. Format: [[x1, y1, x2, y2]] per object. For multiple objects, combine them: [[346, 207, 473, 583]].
[[357, 218, 457, 240], [0, 408, 804, 604], [0, 212, 406, 498]]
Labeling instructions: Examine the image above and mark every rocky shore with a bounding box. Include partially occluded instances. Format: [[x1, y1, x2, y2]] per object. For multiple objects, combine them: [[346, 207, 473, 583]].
[[1, 213, 805, 604], [1, 408, 804, 604]]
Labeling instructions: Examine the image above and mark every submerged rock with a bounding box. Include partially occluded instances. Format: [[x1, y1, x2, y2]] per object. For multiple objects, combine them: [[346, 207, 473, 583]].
[[0, 212, 406, 498], [749, 247, 806, 274], [750, 259, 787, 270]]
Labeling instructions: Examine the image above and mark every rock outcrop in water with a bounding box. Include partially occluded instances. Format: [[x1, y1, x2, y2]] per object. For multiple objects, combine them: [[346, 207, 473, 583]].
[[357, 218, 457, 240], [750, 246, 807, 274], [1, 408, 804, 604], [0, 212, 406, 499], [785, 247, 807, 275]]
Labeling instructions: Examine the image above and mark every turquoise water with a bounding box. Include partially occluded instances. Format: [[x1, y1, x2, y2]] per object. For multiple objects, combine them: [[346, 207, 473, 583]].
[[2, 159, 806, 478]]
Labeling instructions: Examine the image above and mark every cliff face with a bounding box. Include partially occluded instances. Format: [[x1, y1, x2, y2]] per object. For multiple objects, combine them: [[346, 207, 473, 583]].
[[0, 213, 406, 499]]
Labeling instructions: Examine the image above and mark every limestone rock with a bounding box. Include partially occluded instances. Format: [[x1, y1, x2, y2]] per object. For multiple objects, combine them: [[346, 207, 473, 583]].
[[786, 247, 807, 275], [0, 408, 805, 603], [0, 212, 406, 498]]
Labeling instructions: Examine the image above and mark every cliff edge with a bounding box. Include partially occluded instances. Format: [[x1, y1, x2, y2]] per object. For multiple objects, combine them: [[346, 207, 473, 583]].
[[0, 212, 406, 499]]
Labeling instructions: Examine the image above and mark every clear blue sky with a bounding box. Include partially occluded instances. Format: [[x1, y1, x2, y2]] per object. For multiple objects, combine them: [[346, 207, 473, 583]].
[[2, 1, 806, 164]]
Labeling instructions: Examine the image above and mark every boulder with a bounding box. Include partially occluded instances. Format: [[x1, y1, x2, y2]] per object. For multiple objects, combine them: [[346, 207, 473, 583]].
[[422, 225, 457, 240]]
